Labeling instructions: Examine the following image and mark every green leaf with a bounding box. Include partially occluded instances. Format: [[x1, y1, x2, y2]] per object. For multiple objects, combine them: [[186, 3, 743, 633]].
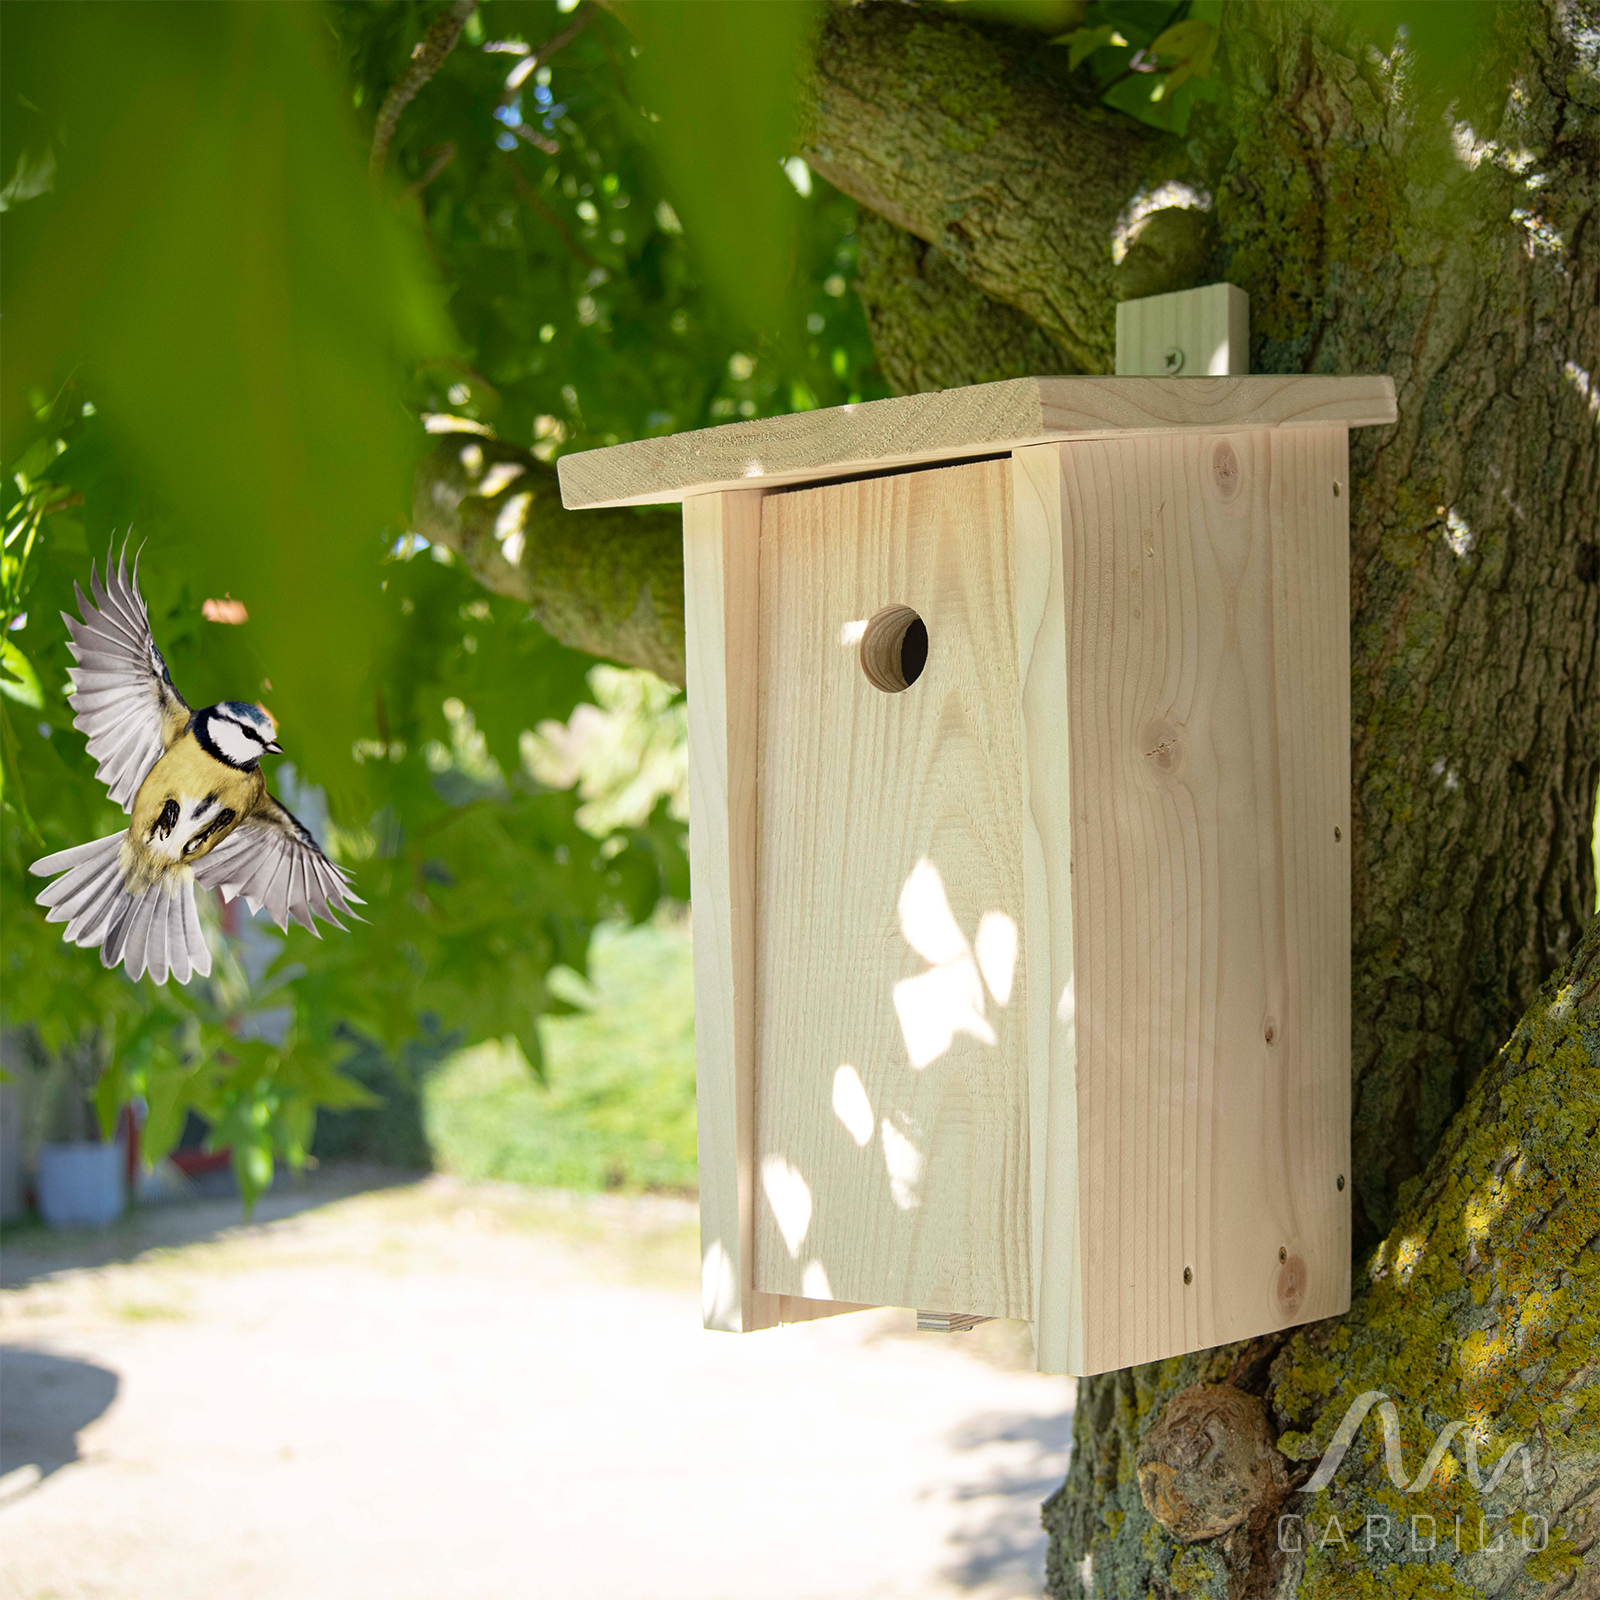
[[1149, 16, 1217, 103], [0, 639, 44, 708], [233, 1138, 275, 1212], [1149, 17, 1215, 61], [1050, 22, 1122, 69], [0, 146, 56, 212]]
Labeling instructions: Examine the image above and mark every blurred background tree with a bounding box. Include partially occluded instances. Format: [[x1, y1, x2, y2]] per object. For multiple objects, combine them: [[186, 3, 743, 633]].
[[4, 3, 1598, 1595], [1, 0, 881, 1205]]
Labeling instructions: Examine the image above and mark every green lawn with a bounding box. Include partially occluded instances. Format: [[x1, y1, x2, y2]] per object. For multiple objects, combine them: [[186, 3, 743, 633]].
[[424, 915, 698, 1193]]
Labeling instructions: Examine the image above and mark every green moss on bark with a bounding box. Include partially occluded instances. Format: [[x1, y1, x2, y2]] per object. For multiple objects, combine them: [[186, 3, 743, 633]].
[[853, 209, 1071, 393], [1272, 916, 1600, 1597]]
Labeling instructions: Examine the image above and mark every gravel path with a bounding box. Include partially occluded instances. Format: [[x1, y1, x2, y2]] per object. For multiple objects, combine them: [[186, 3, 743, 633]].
[[1, 1169, 1074, 1599]]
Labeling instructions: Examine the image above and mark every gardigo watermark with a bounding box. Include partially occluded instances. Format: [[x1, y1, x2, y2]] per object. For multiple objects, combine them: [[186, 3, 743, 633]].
[[1279, 1389, 1548, 1556]]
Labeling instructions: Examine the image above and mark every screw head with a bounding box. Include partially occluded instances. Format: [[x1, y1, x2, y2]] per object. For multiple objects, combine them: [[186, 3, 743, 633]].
[[1334, 826, 1342, 842], [1162, 347, 1185, 375], [1337, 1174, 1346, 1191], [1182, 1265, 1193, 1286], [1279, 1246, 1288, 1263]]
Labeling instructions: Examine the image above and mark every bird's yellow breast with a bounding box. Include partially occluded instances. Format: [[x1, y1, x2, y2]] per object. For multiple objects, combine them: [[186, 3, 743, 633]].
[[129, 734, 262, 878]]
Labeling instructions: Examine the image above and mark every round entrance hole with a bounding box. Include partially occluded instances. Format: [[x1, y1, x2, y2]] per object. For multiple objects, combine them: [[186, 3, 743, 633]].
[[860, 605, 928, 693]]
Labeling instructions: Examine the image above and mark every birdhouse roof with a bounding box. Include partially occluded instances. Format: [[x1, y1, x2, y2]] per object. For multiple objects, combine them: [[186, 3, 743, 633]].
[[556, 374, 1396, 509]]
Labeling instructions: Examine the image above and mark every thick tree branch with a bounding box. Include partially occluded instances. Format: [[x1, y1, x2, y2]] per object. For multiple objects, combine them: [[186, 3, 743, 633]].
[[801, 3, 1184, 374], [854, 208, 1071, 393], [413, 435, 684, 685]]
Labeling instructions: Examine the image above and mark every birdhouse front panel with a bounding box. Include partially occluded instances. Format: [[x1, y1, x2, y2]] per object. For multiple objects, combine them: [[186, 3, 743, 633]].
[[752, 458, 1032, 1318], [557, 375, 1396, 1375]]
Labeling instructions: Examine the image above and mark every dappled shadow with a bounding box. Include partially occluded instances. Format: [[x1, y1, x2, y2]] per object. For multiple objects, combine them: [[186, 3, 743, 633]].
[[0, 1346, 119, 1496], [0, 1162, 420, 1291], [940, 1405, 1075, 1593]]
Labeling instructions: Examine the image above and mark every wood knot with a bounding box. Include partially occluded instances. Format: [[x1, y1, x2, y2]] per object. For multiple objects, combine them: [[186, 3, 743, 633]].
[[1136, 1384, 1290, 1543], [1211, 440, 1242, 501], [1275, 1253, 1307, 1317], [1141, 720, 1186, 780]]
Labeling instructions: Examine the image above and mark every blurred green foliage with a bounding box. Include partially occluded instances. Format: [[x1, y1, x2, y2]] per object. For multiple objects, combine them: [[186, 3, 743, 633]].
[[425, 916, 697, 1193], [1047, 1, 1223, 135], [1, 0, 883, 1206], [3, 3, 446, 785], [341, 0, 882, 442], [617, 0, 818, 341], [960, 0, 1514, 139]]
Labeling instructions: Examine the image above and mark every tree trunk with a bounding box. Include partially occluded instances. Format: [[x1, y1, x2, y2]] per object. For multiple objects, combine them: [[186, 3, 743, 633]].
[[799, 2, 1599, 1593], [435, 3, 1598, 1589]]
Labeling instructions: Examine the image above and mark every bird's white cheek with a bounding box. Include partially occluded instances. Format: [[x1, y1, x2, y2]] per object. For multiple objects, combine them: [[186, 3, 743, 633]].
[[209, 720, 261, 766]]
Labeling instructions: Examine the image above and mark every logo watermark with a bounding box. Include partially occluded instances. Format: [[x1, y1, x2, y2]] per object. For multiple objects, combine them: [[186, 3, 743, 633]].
[[1302, 1389, 1535, 1495], [1279, 1389, 1548, 1557], [1279, 1510, 1548, 1555]]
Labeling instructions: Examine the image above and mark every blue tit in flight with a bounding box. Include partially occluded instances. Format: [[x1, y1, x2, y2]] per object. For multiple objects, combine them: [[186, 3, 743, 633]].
[[29, 547, 361, 985]]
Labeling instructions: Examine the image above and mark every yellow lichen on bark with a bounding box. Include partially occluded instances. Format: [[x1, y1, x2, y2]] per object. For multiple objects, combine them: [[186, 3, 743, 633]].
[[1272, 918, 1600, 1595]]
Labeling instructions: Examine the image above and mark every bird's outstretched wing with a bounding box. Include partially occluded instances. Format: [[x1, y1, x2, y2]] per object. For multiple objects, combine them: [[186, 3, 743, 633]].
[[193, 792, 363, 934], [63, 545, 191, 810]]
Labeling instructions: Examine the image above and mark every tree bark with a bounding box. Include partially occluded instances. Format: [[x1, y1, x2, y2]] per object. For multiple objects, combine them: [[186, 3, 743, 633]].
[[412, 434, 685, 685], [854, 207, 1072, 392], [801, 3, 1178, 373]]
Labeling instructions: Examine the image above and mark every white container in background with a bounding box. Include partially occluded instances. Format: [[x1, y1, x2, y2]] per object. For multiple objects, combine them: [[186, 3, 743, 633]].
[[37, 1139, 125, 1228]]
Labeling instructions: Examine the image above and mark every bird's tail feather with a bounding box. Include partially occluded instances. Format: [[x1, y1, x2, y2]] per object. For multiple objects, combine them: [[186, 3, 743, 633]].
[[30, 834, 120, 877], [31, 833, 212, 985]]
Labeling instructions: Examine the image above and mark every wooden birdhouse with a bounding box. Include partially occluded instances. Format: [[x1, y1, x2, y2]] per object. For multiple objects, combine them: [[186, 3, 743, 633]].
[[559, 365, 1395, 1376]]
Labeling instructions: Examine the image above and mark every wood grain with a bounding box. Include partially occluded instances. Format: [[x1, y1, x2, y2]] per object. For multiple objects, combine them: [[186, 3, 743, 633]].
[[1055, 427, 1351, 1374], [683, 489, 871, 1333], [1115, 283, 1249, 377], [1011, 444, 1085, 1374], [751, 459, 1032, 1319], [557, 375, 1394, 508]]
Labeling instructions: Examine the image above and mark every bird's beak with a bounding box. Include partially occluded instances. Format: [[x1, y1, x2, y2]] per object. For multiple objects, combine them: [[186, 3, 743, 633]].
[[266, 741, 283, 754]]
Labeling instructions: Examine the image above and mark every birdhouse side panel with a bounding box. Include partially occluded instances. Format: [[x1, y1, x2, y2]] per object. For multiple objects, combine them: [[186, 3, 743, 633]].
[[1056, 426, 1352, 1375], [1012, 443, 1087, 1374], [751, 459, 1033, 1319], [1264, 425, 1353, 1323]]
